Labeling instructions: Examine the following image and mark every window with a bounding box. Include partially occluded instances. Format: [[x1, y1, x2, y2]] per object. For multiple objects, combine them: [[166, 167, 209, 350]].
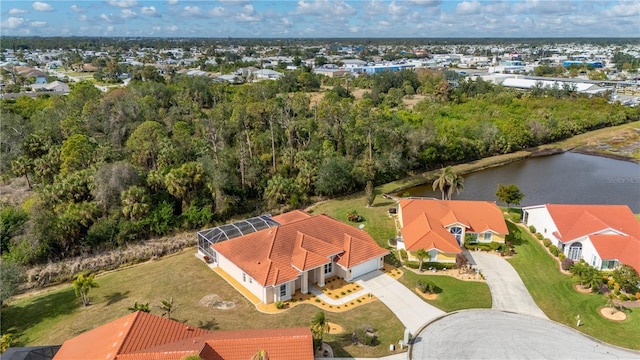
[[483, 232, 492, 241], [449, 226, 463, 245], [242, 273, 246, 282], [324, 262, 333, 274], [568, 242, 582, 261], [602, 260, 618, 270], [280, 284, 286, 297]]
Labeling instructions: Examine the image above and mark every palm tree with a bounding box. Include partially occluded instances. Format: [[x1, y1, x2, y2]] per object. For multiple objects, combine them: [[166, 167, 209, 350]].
[[128, 301, 150, 313], [73, 272, 99, 306], [310, 311, 330, 350], [432, 166, 463, 200], [251, 349, 269, 360], [416, 249, 429, 272], [159, 297, 176, 319], [583, 267, 603, 291], [432, 166, 454, 200]]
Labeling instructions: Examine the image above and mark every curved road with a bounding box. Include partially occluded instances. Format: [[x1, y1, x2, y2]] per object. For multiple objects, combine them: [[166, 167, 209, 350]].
[[410, 310, 640, 360]]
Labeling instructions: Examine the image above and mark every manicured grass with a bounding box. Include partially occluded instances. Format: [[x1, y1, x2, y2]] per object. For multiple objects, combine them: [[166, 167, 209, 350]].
[[398, 271, 491, 312], [506, 221, 640, 350], [311, 194, 397, 249], [2, 249, 404, 357]]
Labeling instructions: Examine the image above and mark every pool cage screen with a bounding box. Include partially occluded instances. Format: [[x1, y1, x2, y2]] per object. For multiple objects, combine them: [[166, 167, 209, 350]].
[[197, 214, 280, 261]]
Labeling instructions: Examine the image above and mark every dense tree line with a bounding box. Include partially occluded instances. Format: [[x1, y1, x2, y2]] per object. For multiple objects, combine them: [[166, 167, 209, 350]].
[[1, 69, 638, 266]]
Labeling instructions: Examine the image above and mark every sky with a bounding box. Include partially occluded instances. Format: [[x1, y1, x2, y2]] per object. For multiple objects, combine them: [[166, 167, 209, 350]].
[[1, 0, 639, 38]]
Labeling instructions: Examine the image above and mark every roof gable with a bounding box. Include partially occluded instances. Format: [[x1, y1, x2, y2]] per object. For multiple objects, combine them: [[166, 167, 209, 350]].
[[546, 204, 640, 242], [589, 234, 640, 274]]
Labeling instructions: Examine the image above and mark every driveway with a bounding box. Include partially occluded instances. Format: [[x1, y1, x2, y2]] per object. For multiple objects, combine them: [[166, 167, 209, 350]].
[[356, 270, 445, 335], [411, 310, 640, 360], [465, 250, 547, 319]]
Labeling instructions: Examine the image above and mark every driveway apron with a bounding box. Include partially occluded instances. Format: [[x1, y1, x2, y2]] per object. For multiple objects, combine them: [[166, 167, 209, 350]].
[[465, 250, 548, 319], [356, 270, 445, 335]]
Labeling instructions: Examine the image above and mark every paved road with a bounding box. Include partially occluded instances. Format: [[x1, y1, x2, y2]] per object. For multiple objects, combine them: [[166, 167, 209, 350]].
[[465, 250, 548, 319], [357, 271, 445, 335], [411, 310, 640, 360]]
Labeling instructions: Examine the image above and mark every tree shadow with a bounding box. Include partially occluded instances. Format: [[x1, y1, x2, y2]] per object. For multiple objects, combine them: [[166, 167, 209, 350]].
[[373, 200, 395, 208], [104, 291, 130, 306], [197, 318, 219, 330], [1, 287, 78, 341]]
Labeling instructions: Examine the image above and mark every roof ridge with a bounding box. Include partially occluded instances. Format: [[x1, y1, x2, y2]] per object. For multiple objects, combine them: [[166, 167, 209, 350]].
[[116, 311, 143, 357]]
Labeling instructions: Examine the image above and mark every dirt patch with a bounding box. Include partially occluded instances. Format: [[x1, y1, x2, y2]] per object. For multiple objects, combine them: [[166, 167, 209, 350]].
[[199, 294, 236, 310], [0, 177, 32, 205], [327, 322, 343, 334], [403, 94, 427, 109], [414, 288, 438, 300], [573, 284, 593, 294], [599, 307, 627, 321]]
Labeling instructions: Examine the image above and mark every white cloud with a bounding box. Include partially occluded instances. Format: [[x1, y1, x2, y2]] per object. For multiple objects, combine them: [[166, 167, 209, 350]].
[[296, 0, 357, 18], [141, 6, 159, 16], [107, 25, 114, 32], [605, 1, 640, 17], [209, 7, 226, 16], [167, 0, 178, 4], [70, 4, 85, 13], [182, 6, 204, 17], [9, 8, 28, 14], [79, 14, 88, 22], [409, 0, 441, 6], [456, 0, 482, 15], [389, 1, 408, 16], [2, 17, 26, 29], [107, 0, 138, 8], [30, 21, 46, 27], [167, 25, 179, 32], [121, 9, 137, 18], [32, 2, 54, 12], [100, 14, 113, 23], [219, 0, 251, 4]]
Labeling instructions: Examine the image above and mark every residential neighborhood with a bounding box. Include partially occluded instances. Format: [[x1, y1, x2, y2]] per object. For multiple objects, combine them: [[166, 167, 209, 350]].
[[1, 36, 640, 360]]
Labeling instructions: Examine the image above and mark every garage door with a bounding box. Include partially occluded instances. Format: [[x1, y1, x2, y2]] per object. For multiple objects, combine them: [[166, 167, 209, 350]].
[[350, 258, 380, 279]]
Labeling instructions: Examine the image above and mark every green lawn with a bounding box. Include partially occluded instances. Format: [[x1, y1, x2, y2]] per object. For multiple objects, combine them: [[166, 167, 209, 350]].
[[506, 221, 640, 350], [310, 193, 397, 249], [2, 249, 404, 357], [398, 271, 491, 312]]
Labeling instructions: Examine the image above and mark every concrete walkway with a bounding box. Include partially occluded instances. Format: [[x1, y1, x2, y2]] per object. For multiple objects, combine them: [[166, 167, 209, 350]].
[[356, 270, 445, 335], [465, 250, 548, 319]]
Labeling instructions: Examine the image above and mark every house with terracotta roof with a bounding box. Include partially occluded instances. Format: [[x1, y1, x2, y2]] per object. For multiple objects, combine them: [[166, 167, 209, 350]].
[[522, 204, 640, 273], [53, 311, 313, 360], [197, 210, 388, 304], [397, 199, 509, 262]]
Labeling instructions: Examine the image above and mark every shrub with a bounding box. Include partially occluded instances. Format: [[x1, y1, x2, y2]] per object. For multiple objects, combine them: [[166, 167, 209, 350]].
[[346, 210, 363, 222], [399, 249, 408, 261], [536, 233, 544, 240], [558, 253, 566, 261], [542, 238, 552, 247], [354, 328, 378, 347], [561, 258, 574, 271], [405, 261, 455, 270], [636, 292, 640, 299], [275, 300, 285, 309], [528, 225, 536, 233], [417, 280, 438, 294], [619, 293, 629, 301], [548, 245, 560, 256]]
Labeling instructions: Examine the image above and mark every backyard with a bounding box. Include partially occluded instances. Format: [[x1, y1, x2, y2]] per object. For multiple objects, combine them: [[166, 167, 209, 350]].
[[506, 220, 640, 350], [1, 249, 405, 358]]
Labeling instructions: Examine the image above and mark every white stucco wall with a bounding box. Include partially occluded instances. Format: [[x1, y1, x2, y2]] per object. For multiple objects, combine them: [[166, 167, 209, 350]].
[[523, 205, 561, 246], [217, 252, 267, 303]]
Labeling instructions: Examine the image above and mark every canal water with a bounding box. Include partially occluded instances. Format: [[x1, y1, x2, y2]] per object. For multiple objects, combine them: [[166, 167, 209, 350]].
[[404, 152, 640, 212]]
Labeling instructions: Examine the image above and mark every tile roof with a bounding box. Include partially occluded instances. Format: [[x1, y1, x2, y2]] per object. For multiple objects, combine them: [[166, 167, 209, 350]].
[[542, 204, 640, 274], [213, 212, 389, 286], [54, 312, 313, 360], [53, 311, 211, 360], [399, 199, 508, 252], [545, 204, 640, 241], [271, 210, 312, 225]]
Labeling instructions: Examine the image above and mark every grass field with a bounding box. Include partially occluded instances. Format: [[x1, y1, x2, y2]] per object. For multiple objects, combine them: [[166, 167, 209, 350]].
[[506, 221, 640, 350], [398, 271, 491, 312], [2, 249, 405, 357]]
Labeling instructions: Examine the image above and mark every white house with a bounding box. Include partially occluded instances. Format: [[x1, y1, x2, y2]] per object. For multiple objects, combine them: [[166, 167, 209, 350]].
[[197, 211, 388, 304], [522, 204, 640, 273]]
